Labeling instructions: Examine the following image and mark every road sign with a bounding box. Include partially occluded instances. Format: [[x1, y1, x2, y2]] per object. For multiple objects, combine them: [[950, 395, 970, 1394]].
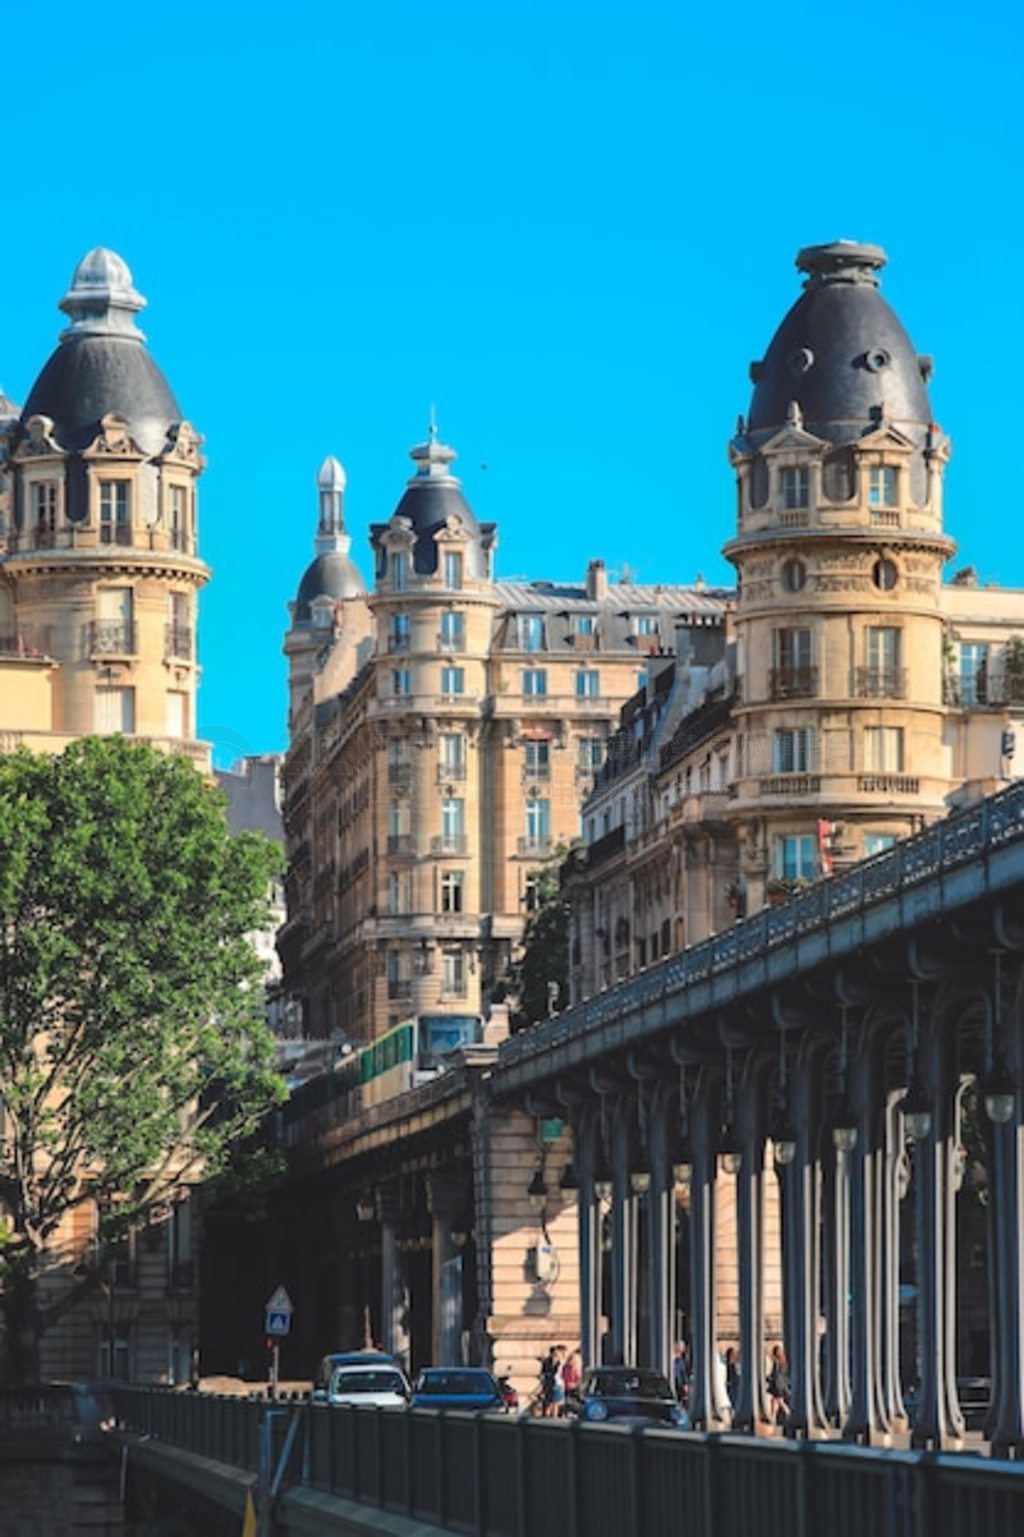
[[265, 1285, 293, 1337]]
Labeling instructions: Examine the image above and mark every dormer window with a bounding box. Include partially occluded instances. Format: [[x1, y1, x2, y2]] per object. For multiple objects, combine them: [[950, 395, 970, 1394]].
[[443, 551, 462, 591], [519, 614, 544, 651], [32, 481, 58, 545], [634, 614, 658, 636], [168, 485, 189, 551], [391, 551, 408, 591], [868, 466, 897, 508], [572, 613, 595, 636], [99, 480, 131, 546], [780, 467, 808, 510]]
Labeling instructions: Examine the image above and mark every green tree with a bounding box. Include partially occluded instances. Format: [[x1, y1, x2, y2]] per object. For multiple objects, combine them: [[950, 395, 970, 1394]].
[[0, 737, 285, 1382], [508, 848, 571, 1030]]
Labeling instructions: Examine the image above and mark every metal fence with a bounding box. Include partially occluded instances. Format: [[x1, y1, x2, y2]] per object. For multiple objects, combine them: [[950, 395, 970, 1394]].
[[111, 1390, 1024, 1537]]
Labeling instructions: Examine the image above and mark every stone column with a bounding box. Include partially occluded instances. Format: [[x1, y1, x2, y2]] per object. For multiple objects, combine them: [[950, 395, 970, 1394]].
[[845, 1025, 892, 1444], [734, 1059, 771, 1432], [688, 1077, 722, 1429], [989, 1067, 1024, 1456], [577, 1118, 601, 1370], [782, 1042, 830, 1437], [911, 1017, 965, 1449], [646, 1095, 674, 1380], [610, 1112, 637, 1366], [427, 1174, 464, 1367], [379, 1189, 411, 1375]]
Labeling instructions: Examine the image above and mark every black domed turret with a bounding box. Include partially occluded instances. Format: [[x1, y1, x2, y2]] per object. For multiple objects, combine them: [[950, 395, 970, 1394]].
[[746, 241, 933, 446], [389, 430, 488, 579], [19, 248, 181, 456]]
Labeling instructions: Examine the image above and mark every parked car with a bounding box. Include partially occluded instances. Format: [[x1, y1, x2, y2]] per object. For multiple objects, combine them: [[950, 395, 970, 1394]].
[[326, 1362, 410, 1407], [409, 1367, 505, 1412], [575, 1366, 690, 1428], [313, 1350, 400, 1399]]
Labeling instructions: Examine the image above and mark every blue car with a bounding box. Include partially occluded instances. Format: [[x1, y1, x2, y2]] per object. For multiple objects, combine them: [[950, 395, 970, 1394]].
[[409, 1367, 505, 1411]]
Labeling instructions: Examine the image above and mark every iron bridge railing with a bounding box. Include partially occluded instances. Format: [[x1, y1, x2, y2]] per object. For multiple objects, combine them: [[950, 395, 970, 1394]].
[[110, 1389, 1024, 1537], [500, 778, 1024, 1070]]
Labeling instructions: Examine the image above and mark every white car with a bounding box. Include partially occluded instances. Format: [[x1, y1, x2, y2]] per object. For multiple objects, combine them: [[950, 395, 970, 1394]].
[[326, 1362, 410, 1407]]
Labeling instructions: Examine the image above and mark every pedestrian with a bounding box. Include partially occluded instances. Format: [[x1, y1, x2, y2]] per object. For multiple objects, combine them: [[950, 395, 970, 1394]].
[[712, 1344, 731, 1425], [539, 1344, 562, 1417], [672, 1342, 690, 1407], [766, 1343, 791, 1426], [551, 1344, 567, 1416], [724, 1346, 740, 1411], [561, 1348, 581, 1412]]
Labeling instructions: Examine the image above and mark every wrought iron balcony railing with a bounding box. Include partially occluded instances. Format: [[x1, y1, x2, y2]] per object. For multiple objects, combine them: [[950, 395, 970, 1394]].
[[90, 620, 137, 655]]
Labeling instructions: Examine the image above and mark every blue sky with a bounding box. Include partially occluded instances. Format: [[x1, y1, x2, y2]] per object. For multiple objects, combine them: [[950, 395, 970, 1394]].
[[4, 0, 1022, 764]]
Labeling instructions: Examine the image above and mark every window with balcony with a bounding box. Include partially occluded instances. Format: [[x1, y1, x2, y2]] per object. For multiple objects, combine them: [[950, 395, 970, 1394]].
[[522, 668, 547, 697], [522, 797, 550, 853], [780, 466, 809, 510], [524, 739, 550, 779], [440, 870, 464, 914], [387, 803, 411, 854], [389, 613, 410, 651], [868, 466, 897, 508], [443, 551, 463, 591], [31, 480, 58, 544], [94, 587, 136, 655], [575, 670, 600, 698], [390, 551, 408, 591], [959, 642, 989, 706], [441, 948, 466, 996], [99, 480, 131, 544], [439, 732, 465, 780], [386, 951, 412, 1001], [519, 614, 544, 651], [388, 741, 410, 777], [863, 726, 904, 773], [392, 668, 411, 696], [774, 834, 816, 881], [440, 797, 465, 851], [439, 610, 463, 650], [577, 736, 604, 772], [771, 628, 814, 696], [166, 591, 192, 661], [861, 627, 903, 697], [168, 484, 189, 550], [441, 665, 465, 697], [771, 728, 815, 774]]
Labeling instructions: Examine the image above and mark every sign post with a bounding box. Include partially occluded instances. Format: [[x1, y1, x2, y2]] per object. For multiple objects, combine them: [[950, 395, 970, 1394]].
[[264, 1285, 293, 1401]]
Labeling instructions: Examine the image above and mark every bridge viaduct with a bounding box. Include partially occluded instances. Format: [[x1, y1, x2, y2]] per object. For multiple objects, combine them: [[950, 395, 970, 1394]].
[[206, 779, 1024, 1462]]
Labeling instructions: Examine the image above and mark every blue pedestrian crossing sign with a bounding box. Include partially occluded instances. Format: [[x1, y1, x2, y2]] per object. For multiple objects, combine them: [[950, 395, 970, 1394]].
[[265, 1284, 293, 1338]]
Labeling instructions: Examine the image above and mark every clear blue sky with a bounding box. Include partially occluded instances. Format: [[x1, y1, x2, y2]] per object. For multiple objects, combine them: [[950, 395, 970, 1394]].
[[3, 1, 1022, 765]]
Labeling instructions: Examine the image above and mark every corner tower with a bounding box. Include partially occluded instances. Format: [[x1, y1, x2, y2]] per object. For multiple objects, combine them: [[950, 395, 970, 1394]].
[[724, 241, 955, 903], [0, 249, 209, 758]]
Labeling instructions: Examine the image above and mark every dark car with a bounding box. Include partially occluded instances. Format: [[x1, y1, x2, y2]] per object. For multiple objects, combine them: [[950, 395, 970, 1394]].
[[576, 1366, 690, 1428], [409, 1367, 504, 1412]]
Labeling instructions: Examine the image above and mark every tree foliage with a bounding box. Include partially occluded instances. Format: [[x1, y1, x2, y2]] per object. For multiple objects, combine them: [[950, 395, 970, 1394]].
[[0, 738, 286, 1373], [507, 849, 571, 1030]]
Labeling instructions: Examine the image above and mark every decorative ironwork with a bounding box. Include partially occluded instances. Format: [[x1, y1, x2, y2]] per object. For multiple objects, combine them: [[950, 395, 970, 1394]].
[[89, 620, 137, 655]]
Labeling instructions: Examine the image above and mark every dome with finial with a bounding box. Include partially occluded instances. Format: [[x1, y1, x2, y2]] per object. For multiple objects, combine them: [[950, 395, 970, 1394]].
[[745, 241, 933, 447], [293, 454, 365, 622], [19, 247, 181, 456], [388, 422, 487, 578]]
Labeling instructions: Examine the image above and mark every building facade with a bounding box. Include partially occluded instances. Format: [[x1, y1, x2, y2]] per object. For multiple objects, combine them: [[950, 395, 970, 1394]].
[[0, 249, 211, 1383], [568, 240, 1024, 1005], [279, 431, 731, 1046]]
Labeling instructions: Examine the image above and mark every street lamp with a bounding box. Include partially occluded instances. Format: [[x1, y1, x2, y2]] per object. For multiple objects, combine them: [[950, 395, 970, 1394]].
[[831, 1099, 858, 1154], [559, 1162, 580, 1194], [527, 1169, 547, 1216], [771, 1112, 797, 1168], [984, 1056, 1016, 1124], [355, 1192, 376, 1223], [719, 1127, 742, 1176], [900, 1079, 932, 1143]]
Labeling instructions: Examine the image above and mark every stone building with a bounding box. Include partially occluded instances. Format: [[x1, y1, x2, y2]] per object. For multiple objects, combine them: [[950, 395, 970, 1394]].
[[0, 248, 210, 1383], [279, 430, 730, 1045], [567, 240, 1024, 1004]]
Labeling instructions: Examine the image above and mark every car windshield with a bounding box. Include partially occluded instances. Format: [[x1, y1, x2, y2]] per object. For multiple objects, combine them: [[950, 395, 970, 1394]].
[[417, 1371, 495, 1395], [587, 1370, 673, 1399], [332, 1370, 405, 1394]]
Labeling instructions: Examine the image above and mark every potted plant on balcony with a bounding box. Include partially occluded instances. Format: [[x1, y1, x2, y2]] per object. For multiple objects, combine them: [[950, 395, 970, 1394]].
[[1003, 635, 1024, 703], [765, 876, 811, 906]]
